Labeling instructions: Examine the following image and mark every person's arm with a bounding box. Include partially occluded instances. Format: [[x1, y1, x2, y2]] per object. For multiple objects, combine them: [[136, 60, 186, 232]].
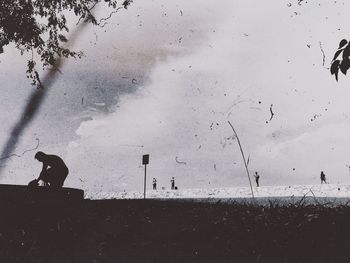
[[38, 163, 48, 180]]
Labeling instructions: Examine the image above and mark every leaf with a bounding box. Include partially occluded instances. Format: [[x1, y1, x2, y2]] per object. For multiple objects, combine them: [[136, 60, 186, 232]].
[[343, 44, 350, 59], [340, 58, 350, 75], [330, 60, 340, 75], [123, 0, 133, 9], [333, 49, 343, 61], [335, 70, 339, 81], [339, 39, 348, 49], [330, 60, 340, 81]]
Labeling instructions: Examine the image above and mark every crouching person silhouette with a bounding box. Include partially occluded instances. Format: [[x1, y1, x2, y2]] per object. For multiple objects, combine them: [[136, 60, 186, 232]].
[[29, 151, 69, 189]]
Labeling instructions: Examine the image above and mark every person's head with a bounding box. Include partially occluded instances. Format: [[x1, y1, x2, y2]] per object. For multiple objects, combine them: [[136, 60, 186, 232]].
[[255, 171, 258, 174], [34, 151, 46, 162]]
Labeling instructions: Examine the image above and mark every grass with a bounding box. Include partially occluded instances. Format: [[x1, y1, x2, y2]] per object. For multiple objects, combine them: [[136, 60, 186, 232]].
[[0, 198, 349, 262]]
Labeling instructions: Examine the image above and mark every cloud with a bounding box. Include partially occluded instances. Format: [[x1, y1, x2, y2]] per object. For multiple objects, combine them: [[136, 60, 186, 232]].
[[66, 3, 254, 193], [65, 1, 350, 195]]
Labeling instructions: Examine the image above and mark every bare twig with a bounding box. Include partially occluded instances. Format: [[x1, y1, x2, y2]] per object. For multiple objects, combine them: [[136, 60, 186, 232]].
[[0, 138, 40, 161], [21, 138, 40, 155], [96, 6, 124, 27], [227, 121, 255, 201]]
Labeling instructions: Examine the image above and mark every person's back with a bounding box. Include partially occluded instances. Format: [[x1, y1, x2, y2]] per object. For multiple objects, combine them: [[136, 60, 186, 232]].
[[35, 151, 69, 188], [44, 154, 68, 170]]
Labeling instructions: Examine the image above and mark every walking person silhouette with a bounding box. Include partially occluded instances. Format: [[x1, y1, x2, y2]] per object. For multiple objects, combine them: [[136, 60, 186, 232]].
[[171, 177, 175, 190], [320, 171, 327, 184], [253, 171, 260, 187], [152, 178, 157, 190]]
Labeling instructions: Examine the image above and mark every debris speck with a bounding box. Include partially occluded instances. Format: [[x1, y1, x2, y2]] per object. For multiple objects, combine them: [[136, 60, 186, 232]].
[[175, 156, 187, 165], [319, 41, 326, 67], [266, 104, 275, 123]]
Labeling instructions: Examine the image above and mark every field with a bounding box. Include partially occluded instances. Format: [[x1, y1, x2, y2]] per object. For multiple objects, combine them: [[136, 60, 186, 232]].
[[0, 197, 350, 263]]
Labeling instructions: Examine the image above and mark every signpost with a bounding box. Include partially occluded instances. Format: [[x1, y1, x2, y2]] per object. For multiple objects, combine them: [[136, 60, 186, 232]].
[[142, 154, 149, 199]]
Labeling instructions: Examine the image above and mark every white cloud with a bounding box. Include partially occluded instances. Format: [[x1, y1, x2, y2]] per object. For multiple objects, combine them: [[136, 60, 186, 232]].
[[66, 1, 350, 195]]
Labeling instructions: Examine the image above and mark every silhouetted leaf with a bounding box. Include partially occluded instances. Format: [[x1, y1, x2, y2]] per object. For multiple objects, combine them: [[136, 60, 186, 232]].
[[331, 60, 340, 74], [331, 60, 340, 81], [340, 58, 350, 75], [123, 0, 133, 9], [333, 49, 343, 61], [343, 44, 350, 59], [339, 39, 348, 49]]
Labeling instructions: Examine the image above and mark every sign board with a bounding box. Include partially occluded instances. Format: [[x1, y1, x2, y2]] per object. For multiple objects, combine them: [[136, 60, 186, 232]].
[[142, 154, 149, 165]]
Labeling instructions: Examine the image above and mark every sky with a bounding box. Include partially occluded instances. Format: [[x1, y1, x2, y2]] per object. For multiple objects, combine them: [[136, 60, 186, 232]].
[[1, 0, 350, 194]]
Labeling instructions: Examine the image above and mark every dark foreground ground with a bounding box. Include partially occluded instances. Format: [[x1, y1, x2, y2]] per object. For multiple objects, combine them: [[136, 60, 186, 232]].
[[1, 198, 350, 263]]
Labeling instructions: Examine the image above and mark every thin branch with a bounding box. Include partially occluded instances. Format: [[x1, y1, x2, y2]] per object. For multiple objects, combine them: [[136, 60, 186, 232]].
[[0, 138, 40, 161], [96, 6, 124, 27], [21, 138, 40, 155], [227, 121, 255, 201]]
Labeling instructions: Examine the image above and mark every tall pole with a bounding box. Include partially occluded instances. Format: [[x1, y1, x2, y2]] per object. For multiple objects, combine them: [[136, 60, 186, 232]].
[[144, 164, 147, 199], [228, 121, 255, 201], [142, 154, 150, 199]]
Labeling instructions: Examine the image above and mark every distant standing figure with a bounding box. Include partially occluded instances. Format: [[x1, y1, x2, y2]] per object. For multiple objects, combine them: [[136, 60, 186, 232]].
[[152, 178, 157, 190], [253, 171, 260, 187], [171, 177, 175, 190], [30, 151, 69, 188], [320, 171, 327, 184]]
